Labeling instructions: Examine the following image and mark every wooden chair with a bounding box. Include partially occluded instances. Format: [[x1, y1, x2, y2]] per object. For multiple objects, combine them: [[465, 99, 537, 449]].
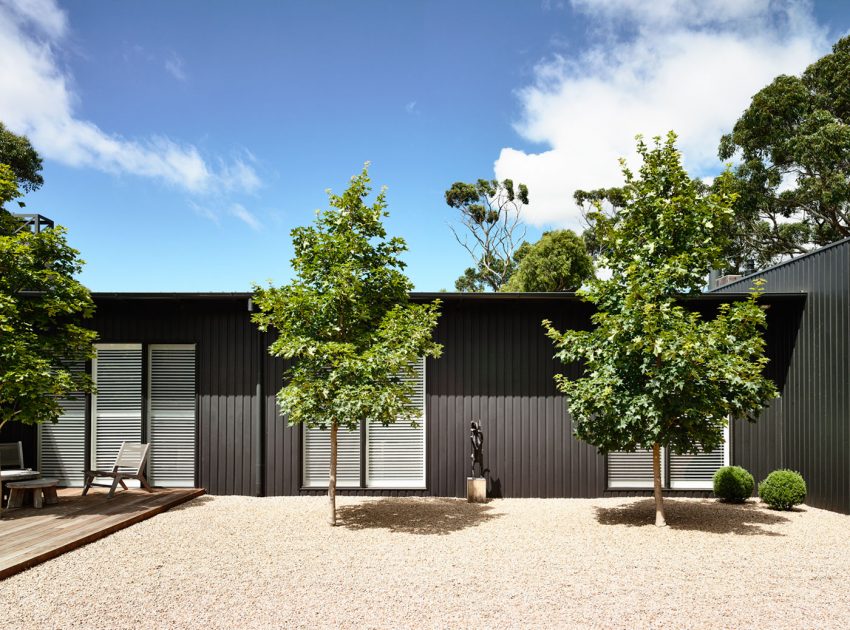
[[83, 442, 152, 499]]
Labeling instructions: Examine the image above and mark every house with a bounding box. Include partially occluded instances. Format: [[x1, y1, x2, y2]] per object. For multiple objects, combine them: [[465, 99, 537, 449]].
[[6, 286, 825, 507], [713, 237, 850, 514]]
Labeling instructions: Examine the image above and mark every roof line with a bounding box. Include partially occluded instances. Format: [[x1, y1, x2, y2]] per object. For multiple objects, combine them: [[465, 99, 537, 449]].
[[90, 291, 804, 302], [710, 236, 850, 291]]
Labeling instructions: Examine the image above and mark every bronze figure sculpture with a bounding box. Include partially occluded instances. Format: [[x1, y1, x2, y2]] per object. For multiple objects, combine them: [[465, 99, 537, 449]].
[[470, 421, 484, 478]]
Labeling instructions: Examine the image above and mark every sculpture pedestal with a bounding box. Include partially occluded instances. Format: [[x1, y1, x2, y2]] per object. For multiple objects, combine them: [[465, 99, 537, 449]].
[[467, 477, 487, 503]]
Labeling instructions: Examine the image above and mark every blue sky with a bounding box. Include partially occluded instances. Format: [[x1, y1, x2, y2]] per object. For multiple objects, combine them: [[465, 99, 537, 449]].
[[1, 1, 849, 291]]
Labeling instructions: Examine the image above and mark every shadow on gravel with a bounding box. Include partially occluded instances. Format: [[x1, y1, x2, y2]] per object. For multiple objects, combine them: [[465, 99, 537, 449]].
[[594, 499, 790, 536], [338, 498, 500, 535]]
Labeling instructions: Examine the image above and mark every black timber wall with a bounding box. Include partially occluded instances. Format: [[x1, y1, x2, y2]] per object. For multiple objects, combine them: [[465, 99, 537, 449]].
[[92, 296, 263, 496], [715, 240, 850, 514], [263, 294, 799, 499], [2, 292, 802, 501]]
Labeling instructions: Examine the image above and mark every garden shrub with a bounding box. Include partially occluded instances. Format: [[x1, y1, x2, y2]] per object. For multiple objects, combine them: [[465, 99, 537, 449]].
[[758, 470, 807, 510], [713, 466, 754, 502]]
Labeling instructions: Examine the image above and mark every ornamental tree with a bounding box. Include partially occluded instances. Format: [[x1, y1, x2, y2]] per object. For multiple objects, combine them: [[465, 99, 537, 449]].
[[252, 166, 442, 525], [544, 133, 778, 527], [0, 163, 96, 434]]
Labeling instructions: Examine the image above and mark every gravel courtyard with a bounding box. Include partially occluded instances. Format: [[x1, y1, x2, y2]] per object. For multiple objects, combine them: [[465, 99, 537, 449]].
[[3, 495, 849, 629]]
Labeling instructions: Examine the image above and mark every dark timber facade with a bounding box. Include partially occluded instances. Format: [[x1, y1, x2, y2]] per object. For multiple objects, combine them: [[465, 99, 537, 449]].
[[6, 289, 824, 506], [714, 238, 850, 514]]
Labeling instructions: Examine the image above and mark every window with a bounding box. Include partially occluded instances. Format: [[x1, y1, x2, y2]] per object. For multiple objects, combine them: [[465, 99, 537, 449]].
[[39, 361, 87, 486], [86, 343, 197, 488], [607, 425, 730, 490], [302, 358, 426, 489]]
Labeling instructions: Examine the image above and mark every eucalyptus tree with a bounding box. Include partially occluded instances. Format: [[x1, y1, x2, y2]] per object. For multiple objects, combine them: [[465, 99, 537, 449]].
[[445, 178, 529, 291], [502, 229, 593, 292], [719, 35, 850, 268], [253, 166, 442, 525], [544, 134, 777, 526]]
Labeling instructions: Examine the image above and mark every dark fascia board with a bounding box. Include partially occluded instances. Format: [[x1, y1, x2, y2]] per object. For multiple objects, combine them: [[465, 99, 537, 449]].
[[709, 236, 850, 292], [91, 291, 805, 304], [92, 292, 253, 300]]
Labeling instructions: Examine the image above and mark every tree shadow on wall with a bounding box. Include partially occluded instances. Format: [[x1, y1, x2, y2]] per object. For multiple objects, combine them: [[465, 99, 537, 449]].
[[594, 498, 792, 536], [337, 497, 500, 535]]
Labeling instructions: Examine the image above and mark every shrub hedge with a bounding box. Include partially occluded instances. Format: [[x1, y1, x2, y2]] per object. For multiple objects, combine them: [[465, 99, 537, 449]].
[[759, 470, 807, 510], [713, 466, 754, 502]]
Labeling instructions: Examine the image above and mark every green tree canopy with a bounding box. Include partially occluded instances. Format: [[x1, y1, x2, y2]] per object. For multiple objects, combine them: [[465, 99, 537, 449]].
[[502, 229, 593, 292], [253, 165, 442, 525], [718, 35, 850, 269], [0, 123, 44, 194], [544, 133, 778, 526], [445, 178, 529, 291], [1, 163, 96, 433]]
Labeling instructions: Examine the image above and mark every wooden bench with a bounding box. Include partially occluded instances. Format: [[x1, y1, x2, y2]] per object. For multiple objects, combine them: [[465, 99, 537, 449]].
[[6, 478, 59, 509]]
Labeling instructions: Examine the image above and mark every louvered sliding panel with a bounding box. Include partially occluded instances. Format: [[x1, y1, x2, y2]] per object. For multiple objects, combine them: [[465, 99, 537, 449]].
[[148, 345, 196, 487], [669, 426, 729, 489], [39, 361, 86, 486], [366, 357, 426, 488], [608, 449, 656, 489], [92, 344, 142, 476], [303, 426, 361, 488]]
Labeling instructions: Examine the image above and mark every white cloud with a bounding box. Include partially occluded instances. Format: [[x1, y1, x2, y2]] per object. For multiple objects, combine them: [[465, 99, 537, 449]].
[[164, 51, 186, 81], [0, 0, 260, 196], [228, 203, 262, 231], [495, 0, 829, 230], [405, 100, 419, 115]]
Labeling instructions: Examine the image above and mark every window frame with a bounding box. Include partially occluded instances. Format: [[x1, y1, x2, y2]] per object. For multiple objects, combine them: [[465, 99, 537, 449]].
[[605, 424, 731, 492], [300, 358, 427, 491]]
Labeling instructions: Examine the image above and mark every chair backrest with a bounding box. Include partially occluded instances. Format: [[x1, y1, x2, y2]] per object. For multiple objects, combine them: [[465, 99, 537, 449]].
[[0, 442, 24, 469], [114, 442, 150, 472]]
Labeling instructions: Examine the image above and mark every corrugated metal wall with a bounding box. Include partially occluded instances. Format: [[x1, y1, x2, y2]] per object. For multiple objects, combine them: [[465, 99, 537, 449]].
[[422, 298, 602, 498], [5, 291, 808, 503], [92, 297, 262, 496], [715, 240, 850, 514]]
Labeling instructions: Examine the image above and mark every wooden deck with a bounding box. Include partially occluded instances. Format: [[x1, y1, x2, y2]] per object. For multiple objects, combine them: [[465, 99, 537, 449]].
[[0, 487, 205, 580]]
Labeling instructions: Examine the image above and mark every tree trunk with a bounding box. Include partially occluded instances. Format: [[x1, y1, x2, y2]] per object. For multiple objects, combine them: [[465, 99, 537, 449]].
[[653, 443, 666, 527], [328, 422, 338, 526]]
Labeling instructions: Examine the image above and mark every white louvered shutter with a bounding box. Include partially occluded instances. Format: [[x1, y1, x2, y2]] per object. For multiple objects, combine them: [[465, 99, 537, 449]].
[[366, 357, 426, 488], [92, 344, 142, 476], [608, 449, 656, 489], [39, 361, 86, 486], [669, 426, 729, 489], [303, 426, 361, 488], [148, 345, 196, 487]]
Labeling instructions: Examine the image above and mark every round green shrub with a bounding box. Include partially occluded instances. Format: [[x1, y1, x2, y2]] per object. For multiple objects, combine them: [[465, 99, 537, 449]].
[[759, 469, 807, 510], [713, 466, 755, 502]]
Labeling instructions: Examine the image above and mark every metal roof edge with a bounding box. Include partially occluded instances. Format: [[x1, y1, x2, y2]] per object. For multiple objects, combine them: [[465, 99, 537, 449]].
[[709, 236, 850, 291]]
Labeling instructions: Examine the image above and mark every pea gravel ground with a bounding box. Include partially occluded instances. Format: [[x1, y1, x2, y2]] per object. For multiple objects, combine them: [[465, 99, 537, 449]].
[[3, 495, 849, 629]]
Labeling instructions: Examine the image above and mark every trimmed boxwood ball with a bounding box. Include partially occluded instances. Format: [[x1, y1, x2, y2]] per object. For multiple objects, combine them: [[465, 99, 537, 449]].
[[713, 466, 755, 502], [759, 470, 807, 510]]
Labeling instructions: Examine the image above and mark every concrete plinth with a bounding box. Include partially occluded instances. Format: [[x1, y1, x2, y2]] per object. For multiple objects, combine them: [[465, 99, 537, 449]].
[[467, 477, 487, 503]]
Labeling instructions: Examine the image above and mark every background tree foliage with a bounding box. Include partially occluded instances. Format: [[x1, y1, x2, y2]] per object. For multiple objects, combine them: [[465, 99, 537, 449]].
[[445, 178, 528, 291], [718, 35, 850, 269], [502, 229, 593, 292], [253, 166, 442, 525], [545, 134, 778, 527], [0, 122, 44, 194], [0, 157, 96, 434]]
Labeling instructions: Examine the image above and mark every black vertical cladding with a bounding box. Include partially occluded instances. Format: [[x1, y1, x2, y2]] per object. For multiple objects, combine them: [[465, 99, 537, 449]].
[[424, 297, 597, 498], [714, 239, 850, 514], [89, 295, 260, 496], [6, 290, 804, 503]]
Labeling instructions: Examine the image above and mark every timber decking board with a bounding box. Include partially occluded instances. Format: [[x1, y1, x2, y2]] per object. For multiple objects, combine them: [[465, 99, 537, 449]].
[[0, 487, 205, 580]]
